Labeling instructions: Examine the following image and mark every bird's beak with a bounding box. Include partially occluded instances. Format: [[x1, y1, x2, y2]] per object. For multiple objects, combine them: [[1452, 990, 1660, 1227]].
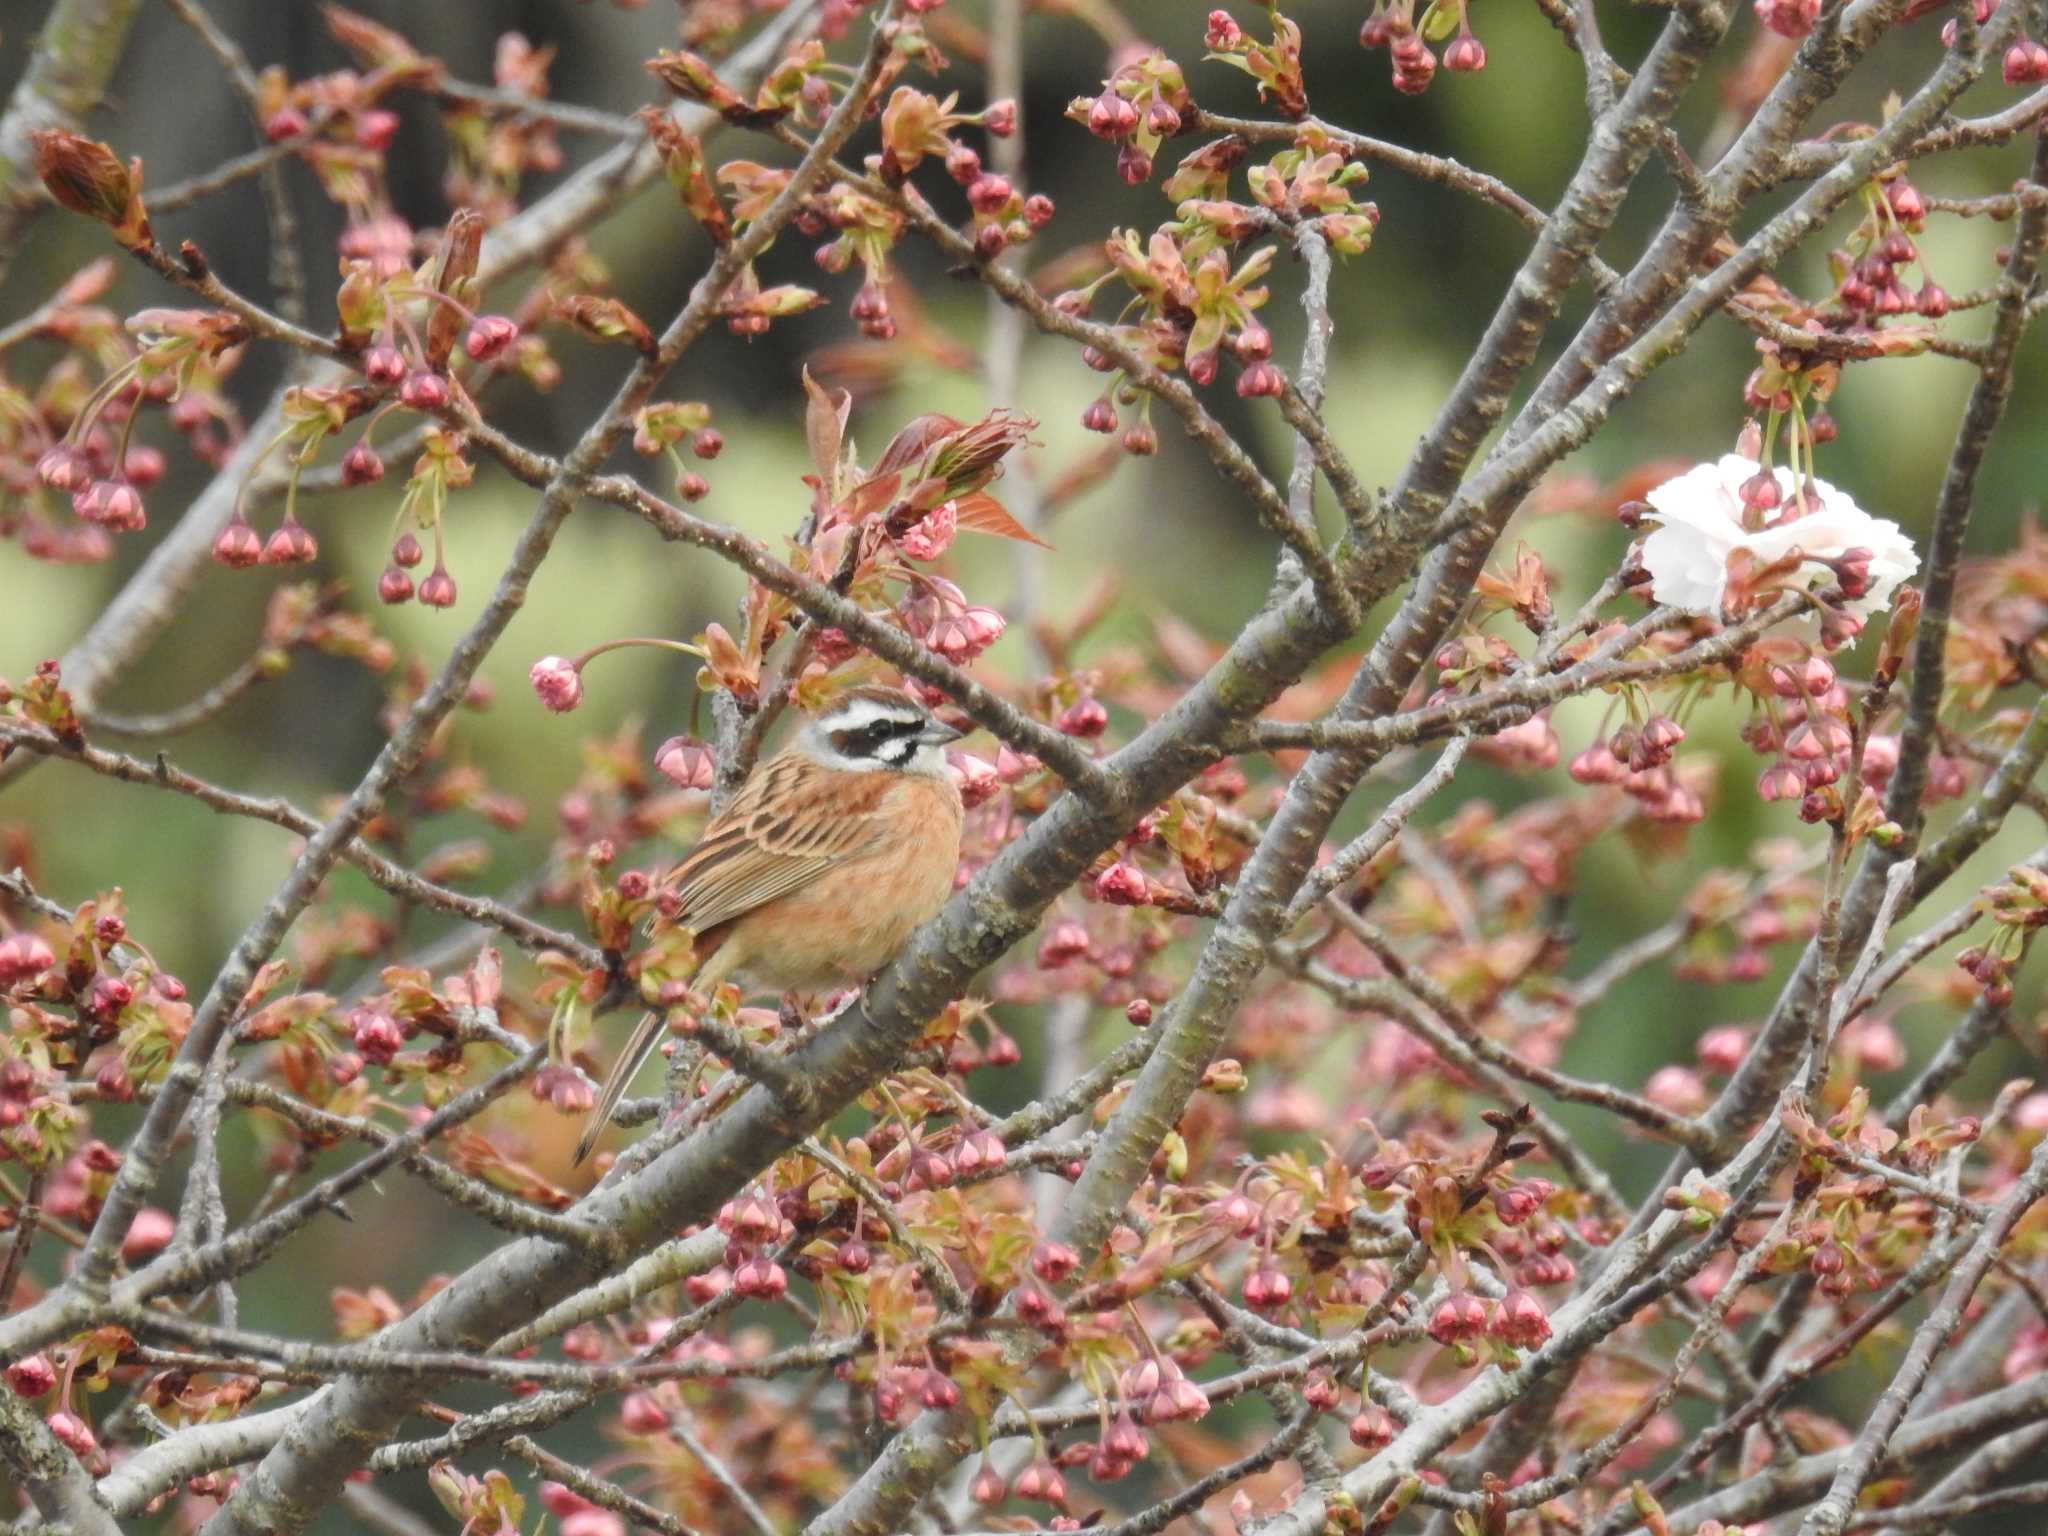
[[920, 720, 966, 748]]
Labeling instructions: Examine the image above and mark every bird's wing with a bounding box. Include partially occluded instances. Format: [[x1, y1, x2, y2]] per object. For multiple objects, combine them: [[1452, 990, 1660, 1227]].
[[661, 749, 893, 933]]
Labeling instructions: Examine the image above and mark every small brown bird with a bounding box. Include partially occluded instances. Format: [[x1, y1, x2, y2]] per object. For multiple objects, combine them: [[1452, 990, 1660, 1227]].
[[574, 686, 965, 1163]]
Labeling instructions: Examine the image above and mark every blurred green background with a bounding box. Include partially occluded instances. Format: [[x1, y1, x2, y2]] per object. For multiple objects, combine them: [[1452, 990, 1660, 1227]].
[[3, 0, 2044, 1528]]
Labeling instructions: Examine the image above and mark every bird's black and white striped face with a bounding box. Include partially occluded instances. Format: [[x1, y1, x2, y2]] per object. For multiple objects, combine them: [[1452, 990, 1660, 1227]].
[[800, 688, 962, 776]]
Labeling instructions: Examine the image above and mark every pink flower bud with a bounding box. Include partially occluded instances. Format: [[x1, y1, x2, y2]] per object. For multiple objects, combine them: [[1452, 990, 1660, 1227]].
[[46, 1410, 95, 1456], [1444, 33, 1487, 70], [264, 106, 309, 142], [417, 565, 458, 608], [731, 1255, 788, 1299], [1037, 920, 1090, 967], [5, 1355, 57, 1398], [655, 735, 717, 789], [1697, 1026, 1749, 1073], [464, 315, 521, 363], [1738, 468, 1782, 511], [529, 656, 584, 713], [260, 516, 318, 565], [1014, 1460, 1065, 1505], [350, 1006, 405, 1065], [1349, 1404, 1395, 1449], [952, 1129, 1006, 1177], [1016, 1278, 1065, 1329], [1243, 1262, 1292, 1311], [1754, 0, 1819, 36], [364, 344, 406, 385], [683, 1267, 729, 1305], [341, 440, 385, 486], [1391, 35, 1438, 92], [378, 566, 415, 604], [1569, 742, 1628, 785], [0, 934, 54, 987], [900, 499, 958, 561], [618, 1392, 667, 1434], [983, 99, 1017, 136], [1645, 1064, 1707, 1114], [945, 142, 983, 184], [213, 514, 263, 568], [1032, 1241, 1080, 1284], [947, 751, 999, 808], [400, 370, 449, 410], [355, 108, 400, 151], [1095, 861, 1150, 906], [1491, 1289, 1552, 1348], [36, 444, 90, 491], [1236, 360, 1286, 398], [1022, 192, 1055, 227], [1058, 696, 1108, 737], [966, 173, 1013, 214], [1087, 90, 1136, 139], [122, 1205, 176, 1262]]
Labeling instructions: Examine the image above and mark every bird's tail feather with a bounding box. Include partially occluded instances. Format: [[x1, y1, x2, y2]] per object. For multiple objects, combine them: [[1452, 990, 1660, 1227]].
[[574, 1009, 664, 1165]]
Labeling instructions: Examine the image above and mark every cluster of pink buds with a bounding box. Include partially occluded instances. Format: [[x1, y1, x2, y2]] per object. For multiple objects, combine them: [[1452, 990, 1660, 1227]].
[[1, 1054, 55, 1140], [1832, 227, 1949, 321], [0, 929, 57, 986], [716, 1184, 792, 1299], [1568, 713, 1703, 823], [892, 1123, 1005, 1192], [1120, 1353, 1212, 1425], [1754, 0, 1822, 37], [1361, 0, 1488, 90], [1074, 51, 1190, 188], [901, 577, 1006, 662], [1957, 944, 2018, 1008], [29, 385, 171, 557]]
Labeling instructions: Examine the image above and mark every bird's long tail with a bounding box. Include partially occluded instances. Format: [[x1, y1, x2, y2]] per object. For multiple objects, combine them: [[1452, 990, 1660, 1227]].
[[574, 1009, 665, 1165]]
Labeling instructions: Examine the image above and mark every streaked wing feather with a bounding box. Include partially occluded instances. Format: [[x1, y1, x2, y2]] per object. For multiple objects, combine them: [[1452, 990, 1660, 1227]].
[[660, 750, 891, 934]]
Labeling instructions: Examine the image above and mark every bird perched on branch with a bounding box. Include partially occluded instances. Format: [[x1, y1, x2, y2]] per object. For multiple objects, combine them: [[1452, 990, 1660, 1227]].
[[575, 686, 965, 1163]]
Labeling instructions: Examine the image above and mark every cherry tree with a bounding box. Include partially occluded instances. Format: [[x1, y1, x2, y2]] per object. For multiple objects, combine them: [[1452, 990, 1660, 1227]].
[[3, 0, 2048, 1533]]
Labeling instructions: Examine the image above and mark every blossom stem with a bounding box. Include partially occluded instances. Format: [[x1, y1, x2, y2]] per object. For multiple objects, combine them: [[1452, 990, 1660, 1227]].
[[567, 637, 711, 672]]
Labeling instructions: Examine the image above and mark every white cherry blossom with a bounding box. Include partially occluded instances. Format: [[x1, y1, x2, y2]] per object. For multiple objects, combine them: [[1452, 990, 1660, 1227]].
[[1637, 454, 1919, 620]]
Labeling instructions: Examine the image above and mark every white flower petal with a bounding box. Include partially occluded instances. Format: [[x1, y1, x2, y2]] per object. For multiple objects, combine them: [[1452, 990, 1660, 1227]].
[[1640, 523, 1731, 612], [1633, 454, 1919, 620]]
